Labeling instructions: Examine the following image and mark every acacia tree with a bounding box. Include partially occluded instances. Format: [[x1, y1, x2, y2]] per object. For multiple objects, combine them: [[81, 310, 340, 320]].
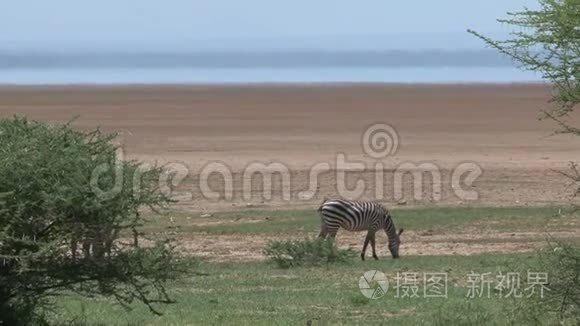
[[0, 117, 187, 325], [469, 1, 580, 322]]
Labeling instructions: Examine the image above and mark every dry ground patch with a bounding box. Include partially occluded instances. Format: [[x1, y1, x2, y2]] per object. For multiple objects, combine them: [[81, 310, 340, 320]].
[[143, 206, 580, 262], [2, 84, 580, 212]]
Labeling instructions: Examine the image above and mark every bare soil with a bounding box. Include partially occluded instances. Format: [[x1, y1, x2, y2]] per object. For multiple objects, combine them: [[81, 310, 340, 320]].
[[1, 84, 577, 210], [178, 230, 555, 262], [2, 83, 579, 260]]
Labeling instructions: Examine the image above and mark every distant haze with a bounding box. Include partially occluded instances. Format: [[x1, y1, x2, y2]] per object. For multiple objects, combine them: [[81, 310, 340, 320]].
[[1, 0, 538, 52], [0, 50, 515, 69], [0, 0, 541, 84]]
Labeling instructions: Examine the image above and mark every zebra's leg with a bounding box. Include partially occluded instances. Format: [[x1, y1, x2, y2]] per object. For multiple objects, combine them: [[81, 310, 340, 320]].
[[361, 232, 372, 261], [326, 229, 338, 243], [370, 232, 379, 260], [70, 239, 78, 261], [317, 222, 328, 239]]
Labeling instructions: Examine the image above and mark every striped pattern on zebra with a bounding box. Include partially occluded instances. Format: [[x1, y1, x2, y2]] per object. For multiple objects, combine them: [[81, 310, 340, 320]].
[[317, 198, 404, 260]]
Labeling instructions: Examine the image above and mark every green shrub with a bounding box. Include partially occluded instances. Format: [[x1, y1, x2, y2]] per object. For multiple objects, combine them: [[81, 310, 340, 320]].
[[263, 238, 356, 268], [525, 240, 580, 325], [496, 240, 580, 325], [0, 116, 187, 324]]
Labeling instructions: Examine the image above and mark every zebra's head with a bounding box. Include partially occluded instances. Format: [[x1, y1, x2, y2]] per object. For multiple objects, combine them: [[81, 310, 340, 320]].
[[388, 228, 404, 259]]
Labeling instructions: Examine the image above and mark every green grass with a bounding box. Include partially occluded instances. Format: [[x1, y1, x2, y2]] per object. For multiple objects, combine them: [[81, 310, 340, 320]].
[[50, 253, 544, 325], [49, 205, 579, 325], [142, 206, 577, 236]]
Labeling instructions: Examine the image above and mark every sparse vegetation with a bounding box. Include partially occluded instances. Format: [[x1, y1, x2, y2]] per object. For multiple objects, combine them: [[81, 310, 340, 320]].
[[263, 238, 357, 268], [31, 205, 577, 324], [143, 206, 572, 236]]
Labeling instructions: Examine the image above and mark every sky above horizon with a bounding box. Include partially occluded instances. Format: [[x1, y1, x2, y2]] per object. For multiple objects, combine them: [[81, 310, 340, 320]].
[[1, 0, 539, 51]]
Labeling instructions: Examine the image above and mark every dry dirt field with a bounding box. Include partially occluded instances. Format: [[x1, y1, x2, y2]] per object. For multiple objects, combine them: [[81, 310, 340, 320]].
[[1, 83, 579, 260], [1, 83, 578, 209]]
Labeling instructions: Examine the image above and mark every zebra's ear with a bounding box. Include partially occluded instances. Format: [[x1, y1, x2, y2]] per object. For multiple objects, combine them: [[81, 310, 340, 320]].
[[398, 228, 404, 236]]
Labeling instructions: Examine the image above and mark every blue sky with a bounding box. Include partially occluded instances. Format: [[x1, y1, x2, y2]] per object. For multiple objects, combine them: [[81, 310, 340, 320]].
[[1, 0, 538, 51]]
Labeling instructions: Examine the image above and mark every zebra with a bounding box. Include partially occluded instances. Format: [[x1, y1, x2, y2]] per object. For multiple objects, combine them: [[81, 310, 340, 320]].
[[317, 198, 404, 260]]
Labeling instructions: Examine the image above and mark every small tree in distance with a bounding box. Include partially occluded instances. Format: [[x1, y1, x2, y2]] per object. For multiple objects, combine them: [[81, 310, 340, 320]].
[[0, 117, 187, 325]]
